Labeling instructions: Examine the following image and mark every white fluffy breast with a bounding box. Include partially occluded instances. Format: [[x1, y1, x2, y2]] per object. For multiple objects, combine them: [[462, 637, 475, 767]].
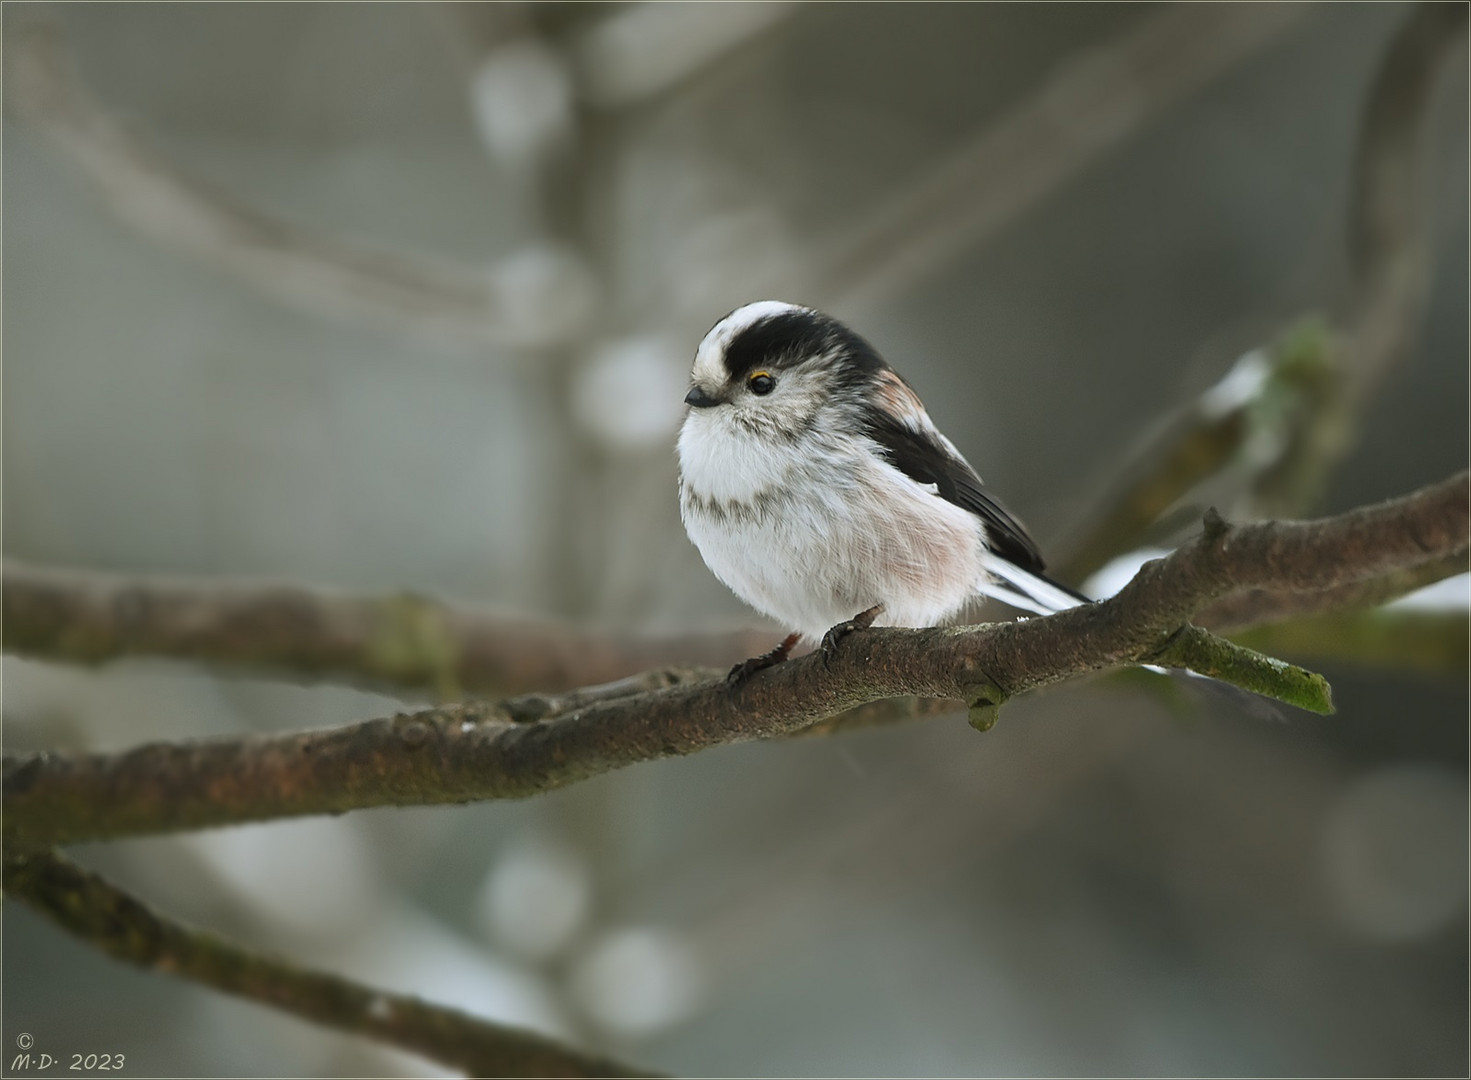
[[677, 406, 806, 505], [678, 414, 986, 641]]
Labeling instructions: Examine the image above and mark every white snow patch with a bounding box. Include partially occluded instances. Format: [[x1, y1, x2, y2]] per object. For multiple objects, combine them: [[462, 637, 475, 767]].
[[1386, 572, 1469, 612], [1081, 547, 1172, 601], [1199, 349, 1271, 418]]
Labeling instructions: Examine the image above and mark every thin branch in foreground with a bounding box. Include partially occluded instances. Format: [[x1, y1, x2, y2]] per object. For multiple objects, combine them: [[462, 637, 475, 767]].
[[1199, 548, 1468, 633], [2, 848, 658, 1079], [5, 471, 1463, 850], [1149, 626, 1332, 714], [814, 3, 1316, 312], [4, 23, 591, 351]]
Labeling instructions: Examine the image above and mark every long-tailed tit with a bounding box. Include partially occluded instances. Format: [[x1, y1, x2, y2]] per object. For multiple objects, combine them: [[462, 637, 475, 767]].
[[678, 300, 1089, 681]]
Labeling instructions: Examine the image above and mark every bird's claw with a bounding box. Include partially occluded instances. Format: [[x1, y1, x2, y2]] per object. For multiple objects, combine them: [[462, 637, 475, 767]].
[[726, 632, 802, 687], [819, 604, 883, 668]]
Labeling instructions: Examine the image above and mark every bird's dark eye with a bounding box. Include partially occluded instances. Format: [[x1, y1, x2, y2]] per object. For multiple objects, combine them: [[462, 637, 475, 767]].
[[748, 371, 775, 396]]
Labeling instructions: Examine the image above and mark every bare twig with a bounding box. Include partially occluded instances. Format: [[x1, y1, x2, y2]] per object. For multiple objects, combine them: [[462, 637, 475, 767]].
[[4, 23, 591, 351], [1200, 548, 1468, 633], [1149, 625, 1332, 712], [6, 472, 1463, 849], [816, 3, 1317, 312], [2, 848, 658, 1079]]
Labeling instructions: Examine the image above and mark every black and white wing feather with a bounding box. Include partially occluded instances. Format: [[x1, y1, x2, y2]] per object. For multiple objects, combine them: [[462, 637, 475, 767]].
[[861, 374, 1088, 615]]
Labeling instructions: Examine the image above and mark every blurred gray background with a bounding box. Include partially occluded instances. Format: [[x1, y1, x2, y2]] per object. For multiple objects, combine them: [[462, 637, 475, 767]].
[[4, 3, 1467, 1076]]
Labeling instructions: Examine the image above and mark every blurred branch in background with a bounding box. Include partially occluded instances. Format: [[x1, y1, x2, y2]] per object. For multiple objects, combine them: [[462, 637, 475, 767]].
[[433, 0, 800, 113], [7, 471, 1464, 849], [2, 848, 656, 1080], [1054, 322, 1335, 585], [816, 3, 1317, 312], [570, 1, 800, 111], [1232, 609, 1468, 679], [1054, 3, 1466, 581], [5, 3, 1322, 361], [3, 22, 594, 351], [1346, 0, 1467, 389], [0, 561, 772, 700], [1254, 0, 1467, 516]]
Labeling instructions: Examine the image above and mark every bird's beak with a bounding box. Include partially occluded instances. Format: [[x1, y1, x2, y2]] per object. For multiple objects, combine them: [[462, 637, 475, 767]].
[[684, 385, 723, 409]]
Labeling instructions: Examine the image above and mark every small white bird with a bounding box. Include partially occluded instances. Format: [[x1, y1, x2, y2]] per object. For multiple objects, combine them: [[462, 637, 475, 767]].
[[677, 300, 1089, 681]]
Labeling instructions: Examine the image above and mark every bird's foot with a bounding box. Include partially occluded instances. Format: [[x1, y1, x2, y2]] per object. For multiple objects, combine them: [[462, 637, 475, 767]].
[[726, 632, 802, 687], [820, 604, 883, 667]]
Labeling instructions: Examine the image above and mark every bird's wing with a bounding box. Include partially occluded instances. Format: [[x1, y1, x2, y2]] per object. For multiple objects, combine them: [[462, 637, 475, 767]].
[[859, 394, 1047, 576]]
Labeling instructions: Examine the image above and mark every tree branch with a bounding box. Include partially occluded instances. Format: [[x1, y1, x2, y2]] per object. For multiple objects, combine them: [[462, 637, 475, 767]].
[[2, 848, 657, 1079], [815, 3, 1317, 312], [1199, 548, 1468, 633], [6, 472, 1463, 850], [1148, 625, 1332, 713], [4, 23, 592, 351], [1, 561, 773, 699]]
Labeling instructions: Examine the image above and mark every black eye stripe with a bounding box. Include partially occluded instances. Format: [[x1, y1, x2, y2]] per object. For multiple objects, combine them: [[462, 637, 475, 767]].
[[721, 313, 827, 380], [719, 309, 891, 391]]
